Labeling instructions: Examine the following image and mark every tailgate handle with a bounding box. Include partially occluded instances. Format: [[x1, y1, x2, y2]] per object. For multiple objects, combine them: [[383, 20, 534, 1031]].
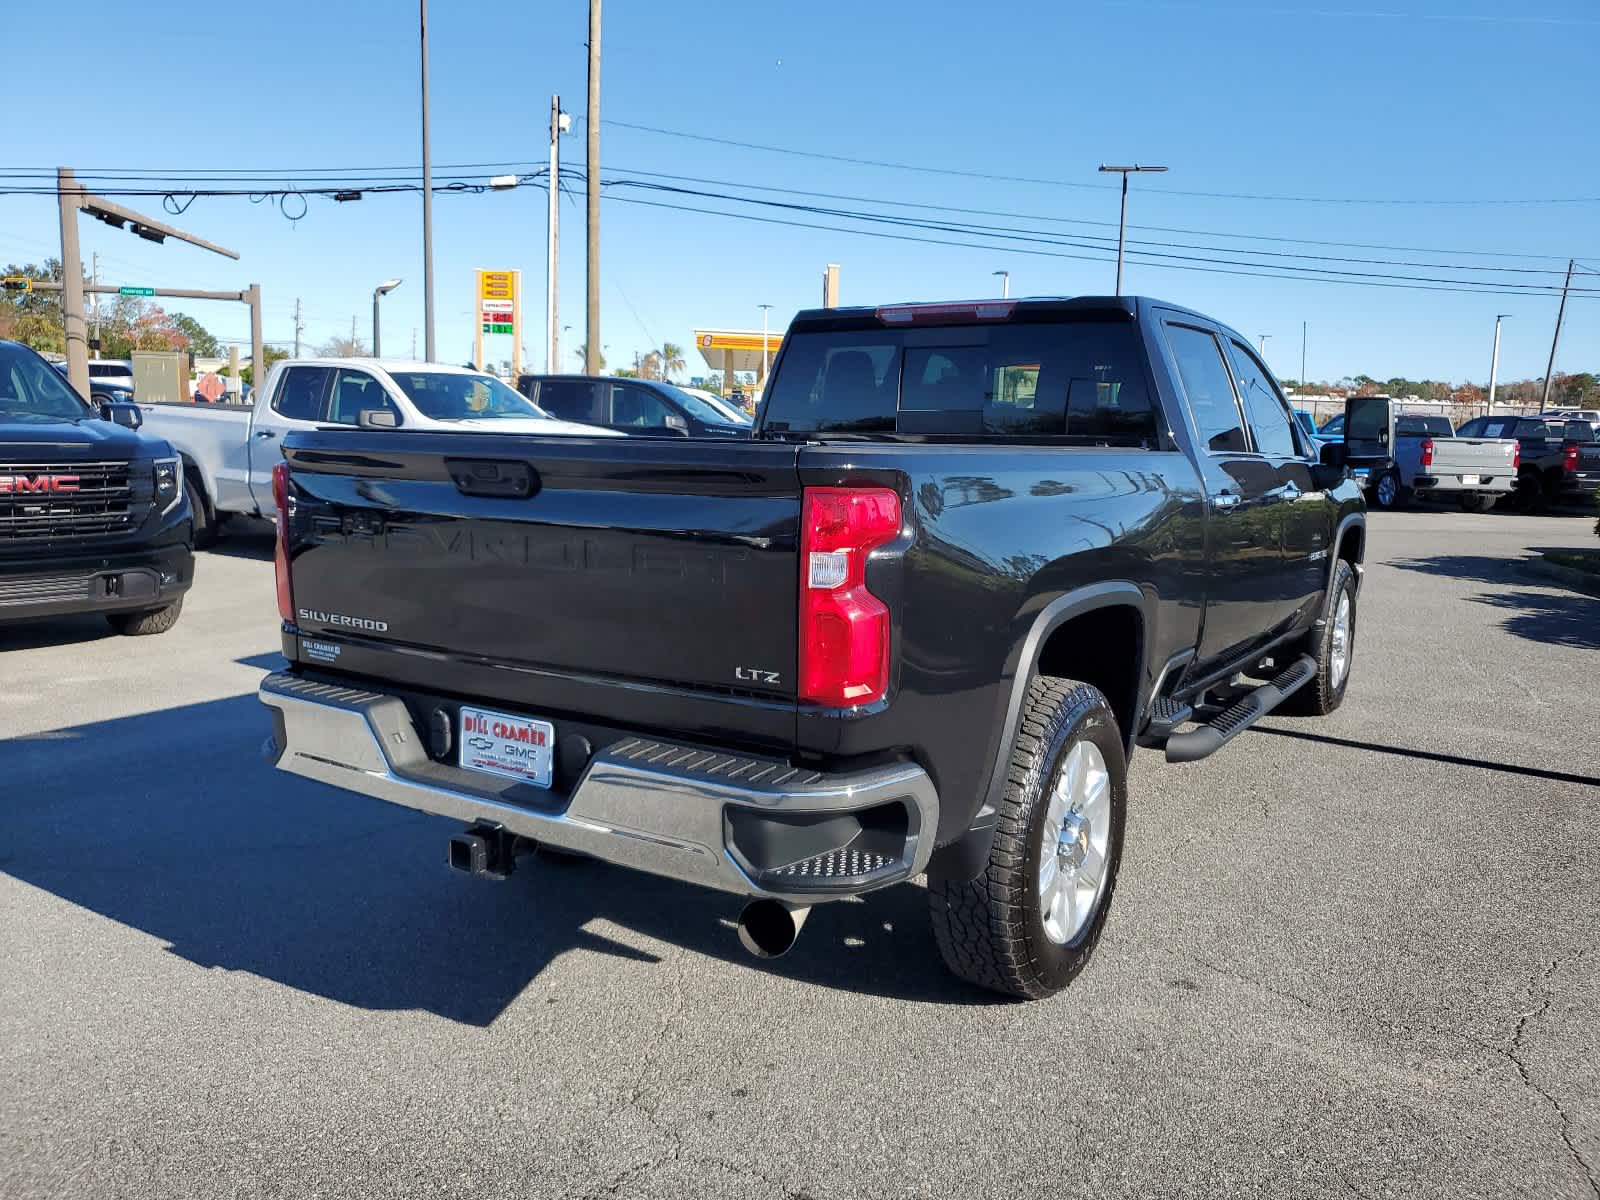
[[445, 458, 538, 499]]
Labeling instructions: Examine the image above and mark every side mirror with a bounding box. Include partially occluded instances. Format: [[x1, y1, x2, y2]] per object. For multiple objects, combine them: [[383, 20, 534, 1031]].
[[99, 400, 143, 429], [1319, 441, 1348, 469], [1311, 440, 1348, 490], [358, 409, 399, 429], [664, 412, 689, 434]]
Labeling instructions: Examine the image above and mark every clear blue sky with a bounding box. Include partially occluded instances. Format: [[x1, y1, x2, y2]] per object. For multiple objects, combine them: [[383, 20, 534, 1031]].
[[6, 0, 1596, 385]]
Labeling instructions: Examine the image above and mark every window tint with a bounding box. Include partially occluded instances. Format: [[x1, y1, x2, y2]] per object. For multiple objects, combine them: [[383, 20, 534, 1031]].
[[1227, 341, 1298, 457], [1166, 325, 1247, 453], [273, 366, 332, 421], [606, 384, 674, 427], [324, 369, 388, 426], [1458, 417, 1485, 437], [764, 321, 1155, 442], [533, 380, 597, 423], [1396, 415, 1453, 437], [392, 371, 542, 421]]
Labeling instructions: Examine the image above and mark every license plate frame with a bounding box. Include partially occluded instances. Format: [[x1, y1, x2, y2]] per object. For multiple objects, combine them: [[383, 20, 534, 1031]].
[[458, 704, 555, 789], [1460, 474, 1481, 486]]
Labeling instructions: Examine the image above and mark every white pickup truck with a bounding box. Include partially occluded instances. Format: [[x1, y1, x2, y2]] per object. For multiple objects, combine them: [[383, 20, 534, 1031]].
[[138, 358, 612, 544]]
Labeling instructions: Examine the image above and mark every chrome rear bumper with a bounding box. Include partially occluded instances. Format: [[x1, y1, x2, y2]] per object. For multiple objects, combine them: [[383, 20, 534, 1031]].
[[258, 672, 937, 903]]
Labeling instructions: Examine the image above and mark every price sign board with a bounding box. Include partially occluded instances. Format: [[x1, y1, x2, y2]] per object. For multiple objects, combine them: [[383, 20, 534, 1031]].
[[476, 270, 518, 337]]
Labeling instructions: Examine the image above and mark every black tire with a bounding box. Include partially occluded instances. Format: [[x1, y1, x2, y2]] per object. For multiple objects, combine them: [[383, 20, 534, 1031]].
[[928, 676, 1127, 1000], [1457, 493, 1495, 513], [1516, 469, 1550, 513], [1369, 469, 1407, 510], [1281, 560, 1357, 716], [106, 599, 183, 636], [186, 467, 218, 549]]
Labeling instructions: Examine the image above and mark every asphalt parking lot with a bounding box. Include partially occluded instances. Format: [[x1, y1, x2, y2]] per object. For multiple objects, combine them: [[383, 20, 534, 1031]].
[[1, 510, 1596, 1200]]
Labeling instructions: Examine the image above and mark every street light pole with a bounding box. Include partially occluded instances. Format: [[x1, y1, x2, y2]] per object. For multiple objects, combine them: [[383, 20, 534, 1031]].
[[758, 303, 772, 387], [1258, 333, 1270, 357], [1488, 314, 1509, 409], [419, 0, 436, 361], [373, 279, 402, 358], [1097, 164, 1167, 296], [547, 94, 563, 374], [992, 270, 1009, 299]]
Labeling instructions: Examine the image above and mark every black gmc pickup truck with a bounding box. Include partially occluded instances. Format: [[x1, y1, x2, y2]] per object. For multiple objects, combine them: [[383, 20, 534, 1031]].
[[259, 296, 1366, 999], [1, 340, 193, 634]]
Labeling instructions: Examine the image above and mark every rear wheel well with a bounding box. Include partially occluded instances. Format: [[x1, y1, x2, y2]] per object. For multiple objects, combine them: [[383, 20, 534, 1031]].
[[1034, 605, 1143, 746]]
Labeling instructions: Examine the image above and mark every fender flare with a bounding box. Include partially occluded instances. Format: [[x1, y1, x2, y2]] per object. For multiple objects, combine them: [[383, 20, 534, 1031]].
[[926, 580, 1154, 884], [1329, 512, 1366, 593]]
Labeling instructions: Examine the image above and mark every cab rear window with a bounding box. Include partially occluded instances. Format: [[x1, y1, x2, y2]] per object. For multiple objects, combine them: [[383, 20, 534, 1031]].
[[764, 321, 1156, 444]]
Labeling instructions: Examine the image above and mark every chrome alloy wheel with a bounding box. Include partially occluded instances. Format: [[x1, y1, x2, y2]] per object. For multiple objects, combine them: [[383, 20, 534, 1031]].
[[1331, 587, 1353, 688], [1038, 741, 1112, 945]]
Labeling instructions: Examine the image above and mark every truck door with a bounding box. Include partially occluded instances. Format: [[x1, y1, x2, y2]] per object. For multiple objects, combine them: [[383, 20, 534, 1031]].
[[1160, 320, 1284, 673], [1223, 337, 1329, 631], [247, 364, 334, 511]]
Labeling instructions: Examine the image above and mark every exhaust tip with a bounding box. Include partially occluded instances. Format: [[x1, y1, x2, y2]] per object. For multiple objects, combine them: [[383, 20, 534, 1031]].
[[736, 899, 810, 959]]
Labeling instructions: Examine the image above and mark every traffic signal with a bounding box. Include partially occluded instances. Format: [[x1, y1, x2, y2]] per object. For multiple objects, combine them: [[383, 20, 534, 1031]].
[[1, 276, 32, 293]]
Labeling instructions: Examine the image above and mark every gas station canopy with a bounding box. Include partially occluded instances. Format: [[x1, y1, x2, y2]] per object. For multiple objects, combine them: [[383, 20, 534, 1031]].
[[693, 329, 784, 377]]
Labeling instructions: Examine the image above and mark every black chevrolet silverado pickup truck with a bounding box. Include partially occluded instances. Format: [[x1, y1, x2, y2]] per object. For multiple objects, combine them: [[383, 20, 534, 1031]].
[[259, 296, 1366, 999], [1, 340, 193, 634]]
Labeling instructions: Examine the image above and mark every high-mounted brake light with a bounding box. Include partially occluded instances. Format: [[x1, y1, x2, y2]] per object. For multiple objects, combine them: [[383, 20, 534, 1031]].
[[799, 487, 901, 707], [876, 300, 1016, 326], [272, 461, 294, 623], [1419, 437, 1434, 469], [1563, 443, 1580, 473]]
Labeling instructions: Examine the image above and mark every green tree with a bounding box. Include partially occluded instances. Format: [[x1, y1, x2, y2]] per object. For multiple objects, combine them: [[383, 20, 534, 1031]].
[[658, 342, 685, 381], [0, 260, 66, 351], [572, 343, 605, 372], [170, 313, 220, 357]]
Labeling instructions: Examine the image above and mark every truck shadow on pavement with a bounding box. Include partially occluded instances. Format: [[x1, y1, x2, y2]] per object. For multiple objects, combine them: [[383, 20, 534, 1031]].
[[1388, 553, 1600, 651], [0, 613, 117, 651], [0, 692, 997, 1026]]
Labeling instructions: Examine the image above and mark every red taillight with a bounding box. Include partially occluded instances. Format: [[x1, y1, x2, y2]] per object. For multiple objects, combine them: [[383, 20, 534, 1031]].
[[272, 461, 294, 623], [876, 300, 1016, 325], [1512, 441, 1521, 470], [1563, 443, 1579, 473], [1419, 437, 1434, 469], [798, 487, 901, 707]]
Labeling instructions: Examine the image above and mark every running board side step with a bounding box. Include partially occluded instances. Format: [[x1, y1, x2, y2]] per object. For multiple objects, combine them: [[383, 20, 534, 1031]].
[[1164, 655, 1318, 764]]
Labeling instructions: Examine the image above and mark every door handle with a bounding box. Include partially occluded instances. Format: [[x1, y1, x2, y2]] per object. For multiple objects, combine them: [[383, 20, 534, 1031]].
[[1210, 490, 1241, 511], [255, 430, 276, 439]]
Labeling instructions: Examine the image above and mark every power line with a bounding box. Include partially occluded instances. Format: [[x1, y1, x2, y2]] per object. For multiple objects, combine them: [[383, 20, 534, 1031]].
[[595, 118, 1600, 206]]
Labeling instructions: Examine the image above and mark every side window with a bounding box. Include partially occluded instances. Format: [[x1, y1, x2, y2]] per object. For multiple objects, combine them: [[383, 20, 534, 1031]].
[[534, 380, 597, 423], [272, 366, 333, 421], [606, 384, 674, 428], [1227, 341, 1299, 458], [1165, 325, 1248, 454], [325, 368, 392, 426]]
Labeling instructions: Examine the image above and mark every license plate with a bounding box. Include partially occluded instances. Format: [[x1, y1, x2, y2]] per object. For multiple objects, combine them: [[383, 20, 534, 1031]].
[[1460, 474, 1480, 486], [458, 705, 554, 788], [1354, 468, 1370, 480]]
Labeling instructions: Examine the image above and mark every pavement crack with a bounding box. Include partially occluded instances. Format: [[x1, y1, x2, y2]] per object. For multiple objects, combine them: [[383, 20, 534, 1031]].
[[1501, 949, 1597, 1200]]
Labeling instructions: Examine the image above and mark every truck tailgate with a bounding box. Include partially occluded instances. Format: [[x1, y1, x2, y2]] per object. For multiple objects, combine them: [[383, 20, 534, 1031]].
[[282, 430, 803, 739], [1428, 437, 1517, 475]]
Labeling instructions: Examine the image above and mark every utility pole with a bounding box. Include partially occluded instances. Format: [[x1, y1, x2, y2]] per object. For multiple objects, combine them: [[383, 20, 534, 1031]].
[[584, 0, 602, 375], [1300, 321, 1307, 392], [90, 251, 99, 357], [758, 303, 772, 388], [293, 298, 304, 358], [1097, 164, 1167, 296], [57, 168, 89, 396], [547, 94, 565, 374], [419, 0, 436, 361], [1488, 314, 1509, 409], [351, 314, 357, 351], [1540, 259, 1574, 408], [247, 284, 262, 396]]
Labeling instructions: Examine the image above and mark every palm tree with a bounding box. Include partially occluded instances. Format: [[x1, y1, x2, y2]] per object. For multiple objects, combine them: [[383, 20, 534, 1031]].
[[658, 342, 685, 382], [572, 343, 605, 372]]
